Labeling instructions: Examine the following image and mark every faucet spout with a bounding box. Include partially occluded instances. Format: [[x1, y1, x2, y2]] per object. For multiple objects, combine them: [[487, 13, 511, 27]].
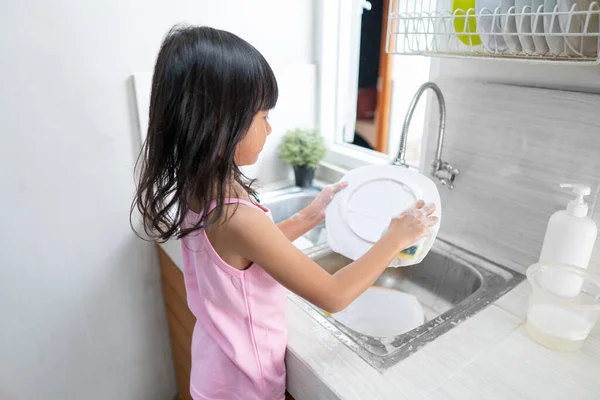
[[392, 82, 458, 189]]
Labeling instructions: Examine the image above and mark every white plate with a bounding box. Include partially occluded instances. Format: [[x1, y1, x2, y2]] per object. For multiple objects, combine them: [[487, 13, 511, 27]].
[[343, 177, 417, 242], [332, 287, 425, 337], [515, 0, 537, 54], [326, 165, 441, 267], [544, 0, 577, 55], [501, 0, 524, 53], [558, 0, 599, 57], [531, 0, 550, 53], [476, 0, 509, 53]]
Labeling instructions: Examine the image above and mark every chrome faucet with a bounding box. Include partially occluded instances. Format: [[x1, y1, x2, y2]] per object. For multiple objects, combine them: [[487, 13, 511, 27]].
[[392, 82, 459, 190]]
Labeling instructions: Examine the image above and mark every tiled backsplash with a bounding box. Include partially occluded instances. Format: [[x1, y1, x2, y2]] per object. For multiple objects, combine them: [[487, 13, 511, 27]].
[[424, 79, 600, 274]]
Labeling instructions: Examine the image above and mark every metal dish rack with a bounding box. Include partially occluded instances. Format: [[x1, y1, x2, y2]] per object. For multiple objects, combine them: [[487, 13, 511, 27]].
[[386, 0, 600, 63]]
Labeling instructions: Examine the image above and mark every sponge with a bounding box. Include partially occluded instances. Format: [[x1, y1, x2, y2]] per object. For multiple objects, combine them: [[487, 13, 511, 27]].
[[381, 226, 422, 260], [396, 244, 420, 260]]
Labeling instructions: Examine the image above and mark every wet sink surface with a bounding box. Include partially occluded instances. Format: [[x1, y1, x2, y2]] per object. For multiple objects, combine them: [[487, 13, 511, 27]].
[[296, 242, 524, 370], [262, 186, 326, 249], [311, 246, 483, 321], [261, 186, 525, 371]]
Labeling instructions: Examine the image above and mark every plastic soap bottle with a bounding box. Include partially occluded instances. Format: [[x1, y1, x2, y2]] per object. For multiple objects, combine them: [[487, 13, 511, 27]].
[[538, 183, 598, 297]]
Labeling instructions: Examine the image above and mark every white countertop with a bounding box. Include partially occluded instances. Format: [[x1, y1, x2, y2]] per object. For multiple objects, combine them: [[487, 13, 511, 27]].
[[158, 180, 600, 400], [159, 236, 600, 400]]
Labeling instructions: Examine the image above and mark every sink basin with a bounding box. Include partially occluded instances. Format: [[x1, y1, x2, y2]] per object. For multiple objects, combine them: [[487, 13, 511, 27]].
[[261, 185, 326, 249], [295, 242, 524, 370], [261, 186, 525, 371]]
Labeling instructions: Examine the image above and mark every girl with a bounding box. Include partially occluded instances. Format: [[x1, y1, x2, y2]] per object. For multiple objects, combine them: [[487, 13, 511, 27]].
[[133, 25, 437, 400]]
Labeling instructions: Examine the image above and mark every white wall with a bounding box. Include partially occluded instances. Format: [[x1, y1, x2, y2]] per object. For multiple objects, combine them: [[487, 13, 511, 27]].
[[387, 56, 431, 166], [242, 64, 318, 184], [0, 1, 315, 399]]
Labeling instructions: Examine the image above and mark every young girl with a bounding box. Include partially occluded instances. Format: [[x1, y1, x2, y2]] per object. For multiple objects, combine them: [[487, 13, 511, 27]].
[[133, 25, 437, 400]]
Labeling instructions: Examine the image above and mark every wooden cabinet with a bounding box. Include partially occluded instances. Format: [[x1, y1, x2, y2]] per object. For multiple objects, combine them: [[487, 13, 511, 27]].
[[158, 247, 195, 400], [157, 246, 295, 400]]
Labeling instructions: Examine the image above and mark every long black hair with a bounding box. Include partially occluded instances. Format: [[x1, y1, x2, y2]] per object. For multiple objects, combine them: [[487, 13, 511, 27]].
[[132, 25, 278, 242]]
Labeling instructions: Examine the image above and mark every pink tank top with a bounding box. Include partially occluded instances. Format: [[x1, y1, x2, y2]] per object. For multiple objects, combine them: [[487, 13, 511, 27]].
[[180, 199, 287, 400]]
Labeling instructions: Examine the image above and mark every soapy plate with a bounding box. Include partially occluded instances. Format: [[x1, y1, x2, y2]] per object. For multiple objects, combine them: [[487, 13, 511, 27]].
[[343, 177, 417, 243], [326, 165, 442, 267]]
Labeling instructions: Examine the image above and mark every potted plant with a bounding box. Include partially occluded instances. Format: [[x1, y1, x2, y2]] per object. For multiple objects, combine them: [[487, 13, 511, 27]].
[[280, 128, 327, 188]]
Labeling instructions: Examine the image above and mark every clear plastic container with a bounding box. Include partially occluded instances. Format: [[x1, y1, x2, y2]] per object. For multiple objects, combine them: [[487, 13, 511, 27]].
[[526, 263, 600, 351]]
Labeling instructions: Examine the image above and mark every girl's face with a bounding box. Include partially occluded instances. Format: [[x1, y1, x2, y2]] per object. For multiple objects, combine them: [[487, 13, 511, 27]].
[[235, 111, 272, 166]]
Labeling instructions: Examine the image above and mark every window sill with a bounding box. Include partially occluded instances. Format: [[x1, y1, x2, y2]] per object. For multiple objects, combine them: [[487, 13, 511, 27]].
[[316, 143, 389, 183], [317, 143, 422, 183], [324, 143, 390, 170]]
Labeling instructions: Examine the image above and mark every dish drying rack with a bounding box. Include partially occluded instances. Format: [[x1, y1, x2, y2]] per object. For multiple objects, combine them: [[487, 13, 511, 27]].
[[386, 0, 600, 63]]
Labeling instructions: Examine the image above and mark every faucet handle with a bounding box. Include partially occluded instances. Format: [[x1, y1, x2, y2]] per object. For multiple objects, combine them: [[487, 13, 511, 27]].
[[440, 162, 459, 175], [438, 178, 455, 190], [431, 159, 458, 190]]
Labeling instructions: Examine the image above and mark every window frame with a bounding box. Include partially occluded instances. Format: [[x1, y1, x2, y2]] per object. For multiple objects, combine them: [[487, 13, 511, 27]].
[[316, 0, 433, 173], [316, 0, 391, 170]]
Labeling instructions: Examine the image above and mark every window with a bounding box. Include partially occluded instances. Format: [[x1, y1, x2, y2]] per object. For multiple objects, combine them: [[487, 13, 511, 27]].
[[317, 0, 431, 170]]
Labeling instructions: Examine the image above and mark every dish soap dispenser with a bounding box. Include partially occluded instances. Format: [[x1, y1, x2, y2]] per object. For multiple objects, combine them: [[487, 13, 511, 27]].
[[538, 183, 597, 297]]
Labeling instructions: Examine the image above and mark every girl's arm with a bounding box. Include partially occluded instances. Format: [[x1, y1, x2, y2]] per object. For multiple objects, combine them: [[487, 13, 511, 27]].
[[227, 200, 437, 313], [276, 182, 347, 242]]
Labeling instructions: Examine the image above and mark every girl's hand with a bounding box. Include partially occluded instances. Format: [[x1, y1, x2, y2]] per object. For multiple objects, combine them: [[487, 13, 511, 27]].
[[278, 181, 348, 242], [384, 200, 438, 251], [298, 181, 348, 223], [231, 197, 436, 313]]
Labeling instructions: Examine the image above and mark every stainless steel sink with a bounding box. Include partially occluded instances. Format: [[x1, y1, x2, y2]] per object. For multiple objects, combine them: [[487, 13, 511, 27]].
[[261, 185, 326, 249], [261, 186, 525, 371]]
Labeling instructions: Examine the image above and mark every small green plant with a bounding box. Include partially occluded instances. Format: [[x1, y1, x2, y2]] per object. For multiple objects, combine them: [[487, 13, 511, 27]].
[[279, 128, 327, 170]]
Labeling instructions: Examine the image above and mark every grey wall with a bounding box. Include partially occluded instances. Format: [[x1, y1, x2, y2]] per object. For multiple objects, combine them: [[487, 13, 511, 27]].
[[422, 78, 600, 275]]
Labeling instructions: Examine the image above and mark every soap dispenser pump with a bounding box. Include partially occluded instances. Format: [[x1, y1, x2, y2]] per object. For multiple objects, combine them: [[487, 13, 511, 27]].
[[539, 183, 597, 296], [562, 183, 591, 217]]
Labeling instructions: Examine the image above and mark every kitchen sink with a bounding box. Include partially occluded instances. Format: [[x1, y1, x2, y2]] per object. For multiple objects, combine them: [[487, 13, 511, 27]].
[[261, 185, 525, 371], [261, 185, 326, 249]]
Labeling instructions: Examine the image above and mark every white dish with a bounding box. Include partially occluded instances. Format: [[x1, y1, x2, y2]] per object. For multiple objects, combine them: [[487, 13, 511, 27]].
[[558, 0, 599, 57], [476, 0, 509, 52], [326, 165, 441, 267], [531, 0, 550, 53], [544, 0, 577, 55], [332, 287, 425, 337], [343, 177, 416, 242], [501, 0, 524, 53], [515, 0, 537, 54]]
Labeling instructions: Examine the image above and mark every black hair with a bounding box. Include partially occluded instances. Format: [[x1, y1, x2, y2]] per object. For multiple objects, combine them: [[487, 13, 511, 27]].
[[131, 25, 278, 241]]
